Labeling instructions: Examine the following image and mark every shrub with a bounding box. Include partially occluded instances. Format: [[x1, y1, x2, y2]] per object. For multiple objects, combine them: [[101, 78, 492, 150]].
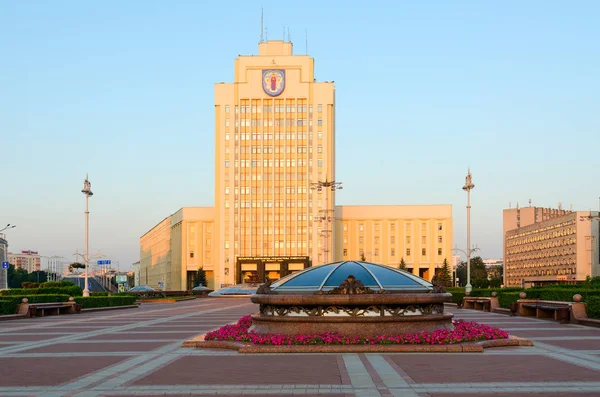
[[587, 296, 600, 319], [0, 286, 83, 297], [90, 292, 109, 297], [21, 282, 40, 289], [0, 294, 70, 315], [74, 296, 137, 309]]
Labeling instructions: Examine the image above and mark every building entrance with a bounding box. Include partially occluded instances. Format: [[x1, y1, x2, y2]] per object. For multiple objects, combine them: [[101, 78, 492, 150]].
[[235, 256, 310, 284]]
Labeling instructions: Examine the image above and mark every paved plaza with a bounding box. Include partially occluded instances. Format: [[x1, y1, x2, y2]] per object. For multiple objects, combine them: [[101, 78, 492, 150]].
[[1, 299, 600, 396]]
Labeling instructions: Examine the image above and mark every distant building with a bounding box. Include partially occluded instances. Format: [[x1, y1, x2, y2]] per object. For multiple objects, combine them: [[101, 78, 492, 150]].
[[8, 250, 41, 273], [503, 206, 599, 287]]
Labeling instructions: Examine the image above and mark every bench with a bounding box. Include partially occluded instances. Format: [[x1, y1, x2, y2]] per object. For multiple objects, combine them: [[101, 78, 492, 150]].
[[518, 300, 571, 323], [26, 302, 76, 318], [463, 296, 499, 312]]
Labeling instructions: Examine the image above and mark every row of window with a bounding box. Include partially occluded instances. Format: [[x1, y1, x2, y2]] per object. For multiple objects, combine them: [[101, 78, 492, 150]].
[[225, 132, 323, 141], [227, 119, 323, 127], [225, 186, 311, 195], [225, 159, 324, 168], [346, 222, 444, 232], [237, 143, 323, 154], [342, 248, 444, 257], [225, 104, 323, 114], [223, 240, 310, 249]]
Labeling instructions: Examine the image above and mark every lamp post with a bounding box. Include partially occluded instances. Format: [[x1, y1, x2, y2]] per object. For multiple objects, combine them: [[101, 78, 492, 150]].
[[310, 178, 343, 265], [81, 174, 93, 297], [0, 225, 16, 290], [462, 168, 475, 294]]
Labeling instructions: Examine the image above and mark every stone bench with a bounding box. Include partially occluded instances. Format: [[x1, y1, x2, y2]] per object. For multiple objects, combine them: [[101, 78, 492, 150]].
[[520, 301, 571, 323], [17, 298, 77, 318], [463, 294, 500, 312]]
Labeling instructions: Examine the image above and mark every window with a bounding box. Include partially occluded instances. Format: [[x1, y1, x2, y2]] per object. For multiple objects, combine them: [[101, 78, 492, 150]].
[[422, 223, 427, 231], [317, 159, 323, 167], [224, 240, 229, 249], [189, 252, 194, 258], [406, 248, 411, 256], [374, 236, 380, 244], [343, 248, 347, 256], [225, 119, 230, 127], [391, 248, 395, 256], [374, 249, 379, 256], [343, 224, 348, 231], [224, 160, 230, 168], [390, 236, 395, 244], [406, 236, 411, 244], [438, 248, 442, 255], [422, 236, 426, 244], [438, 223, 443, 231], [422, 248, 426, 256], [343, 237, 348, 244], [225, 105, 230, 113], [375, 223, 380, 231], [438, 236, 443, 243], [359, 236, 364, 244], [359, 224, 364, 232], [318, 119, 323, 126], [225, 187, 229, 194], [225, 133, 230, 141], [318, 104, 322, 112], [391, 223, 395, 231]]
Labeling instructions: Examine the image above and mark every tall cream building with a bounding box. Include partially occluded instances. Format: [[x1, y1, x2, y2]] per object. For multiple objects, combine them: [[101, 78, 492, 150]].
[[139, 39, 454, 290]]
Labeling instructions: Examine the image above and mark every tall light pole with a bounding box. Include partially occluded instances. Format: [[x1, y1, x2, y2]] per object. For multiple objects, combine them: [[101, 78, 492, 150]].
[[81, 174, 93, 297], [310, 178, 343, 264], [462, 168, 475, 294], [0, 225, 16, 290]]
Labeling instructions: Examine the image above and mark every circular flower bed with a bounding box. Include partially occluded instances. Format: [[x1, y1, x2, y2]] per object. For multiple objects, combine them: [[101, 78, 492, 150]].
[[204, 315, 509, 346]]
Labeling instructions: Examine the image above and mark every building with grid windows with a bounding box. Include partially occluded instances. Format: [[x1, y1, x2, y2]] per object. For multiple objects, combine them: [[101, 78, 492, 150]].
[[139, 40, 453, 290]]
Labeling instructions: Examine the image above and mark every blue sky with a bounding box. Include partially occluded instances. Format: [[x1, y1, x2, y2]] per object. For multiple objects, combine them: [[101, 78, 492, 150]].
[[1, 1, 599, 271]]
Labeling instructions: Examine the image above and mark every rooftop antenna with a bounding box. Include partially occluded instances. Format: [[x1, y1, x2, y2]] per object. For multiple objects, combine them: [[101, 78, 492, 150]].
[[265, 26, 268, 41], [260, 8, 264, 42], [305, 28, 308, 54], [509, 201, 512, 209], [570, 204, 573, 211], [529, 198, 532, 207], [558, 202, 562, 210], [287, 27, 290, 42]]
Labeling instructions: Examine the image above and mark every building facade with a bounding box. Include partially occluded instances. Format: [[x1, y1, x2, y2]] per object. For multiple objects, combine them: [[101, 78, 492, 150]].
[[139, 40, 453, 290], [503, 207, 600, 287], [8, 250, 41, 273]]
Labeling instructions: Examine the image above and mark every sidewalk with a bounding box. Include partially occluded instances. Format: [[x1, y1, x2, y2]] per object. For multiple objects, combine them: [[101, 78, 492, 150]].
[[0, 299, 599, 396]]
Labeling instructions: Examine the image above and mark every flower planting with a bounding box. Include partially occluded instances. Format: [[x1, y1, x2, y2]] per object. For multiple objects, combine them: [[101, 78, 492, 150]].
[[204, 315, 509, 346]]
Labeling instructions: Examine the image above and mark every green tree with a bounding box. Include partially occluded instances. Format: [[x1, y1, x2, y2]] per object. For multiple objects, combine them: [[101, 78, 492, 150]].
[[196, 266, 208, 287], [455, 256, 488, 288], [398, 257, 407, 270], [438, 258, 453, 287], [7, 264, 29, 288]]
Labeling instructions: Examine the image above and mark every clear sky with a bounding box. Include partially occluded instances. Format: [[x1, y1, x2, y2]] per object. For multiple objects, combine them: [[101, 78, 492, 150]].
[[1, 1, 599, 271]]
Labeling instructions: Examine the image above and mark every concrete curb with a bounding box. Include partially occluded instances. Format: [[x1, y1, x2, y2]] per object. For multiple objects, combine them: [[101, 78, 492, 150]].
[[182, 333, 534, 353], [0, 313, 27, 321], [81, 305, 139, 312]]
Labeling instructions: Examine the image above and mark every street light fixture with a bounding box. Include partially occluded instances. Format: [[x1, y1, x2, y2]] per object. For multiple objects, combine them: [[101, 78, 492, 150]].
[[0, 224, 16, 233], [462, 168, 475, 294], [310, 178, 343, 264], [81, 174, 93, 297]]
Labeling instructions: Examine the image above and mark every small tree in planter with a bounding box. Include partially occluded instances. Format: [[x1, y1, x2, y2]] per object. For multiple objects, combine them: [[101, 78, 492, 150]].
[[398, 257, 407, 271], [196, 266, 208, 287]]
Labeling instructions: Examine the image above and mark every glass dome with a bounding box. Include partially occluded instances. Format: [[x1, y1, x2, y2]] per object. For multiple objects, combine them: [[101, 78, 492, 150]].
[[269, 261, 433, 294]]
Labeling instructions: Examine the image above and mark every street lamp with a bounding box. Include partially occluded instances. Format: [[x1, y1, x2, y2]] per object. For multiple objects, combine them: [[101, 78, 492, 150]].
[[462, 168, 475, 294], [310, 178, 343, 264], [81, 174, 93, 297], [0, 224, 16, 233]]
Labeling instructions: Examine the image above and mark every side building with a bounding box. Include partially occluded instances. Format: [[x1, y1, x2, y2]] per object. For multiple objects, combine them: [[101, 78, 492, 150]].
[[7, 250, 41, 273], [503, 206, 600, 287]]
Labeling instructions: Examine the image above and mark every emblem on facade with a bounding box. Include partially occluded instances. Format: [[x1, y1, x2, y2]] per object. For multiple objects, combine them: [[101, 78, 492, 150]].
[[262, 69, 285, 96]]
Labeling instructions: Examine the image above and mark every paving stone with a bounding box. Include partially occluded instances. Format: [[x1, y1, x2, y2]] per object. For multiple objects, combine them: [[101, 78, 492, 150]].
[[0, 356, 129, 386], [388, 354, 600, 383], [130, 355, 343, 385], [20, 342, 171, 353], [538, 339, 600, 350]]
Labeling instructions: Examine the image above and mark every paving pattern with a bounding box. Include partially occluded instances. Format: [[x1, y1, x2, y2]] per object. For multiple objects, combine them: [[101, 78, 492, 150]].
[[1, 298, 600, 396]]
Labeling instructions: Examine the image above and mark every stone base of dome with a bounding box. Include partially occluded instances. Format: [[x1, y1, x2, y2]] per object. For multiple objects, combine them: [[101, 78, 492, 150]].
[[249, 312, 454, 336]]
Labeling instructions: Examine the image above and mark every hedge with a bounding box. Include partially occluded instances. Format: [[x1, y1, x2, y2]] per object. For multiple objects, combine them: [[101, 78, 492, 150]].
[[0, 294, 70, 315], [74, 296, 137, 309], [90, 292, 110, 297], [0, 286, 83, 297]]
